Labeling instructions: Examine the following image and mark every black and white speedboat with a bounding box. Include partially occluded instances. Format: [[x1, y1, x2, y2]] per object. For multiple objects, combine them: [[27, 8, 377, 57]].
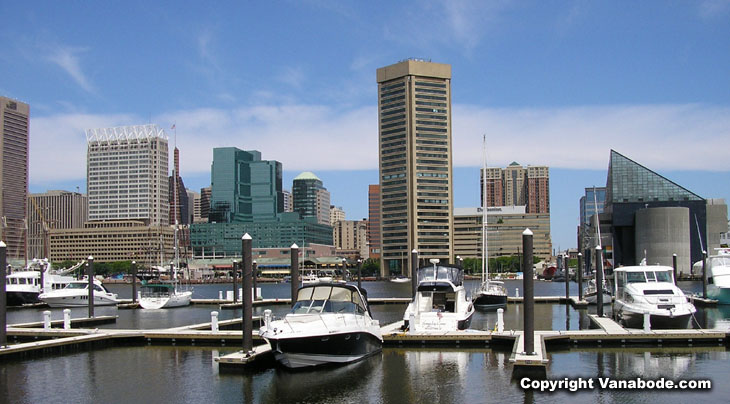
[[259, 283, 382, 369], [403, 260, 475, 332], [613, 264, 696, 329], [5, 259, 80, 306]]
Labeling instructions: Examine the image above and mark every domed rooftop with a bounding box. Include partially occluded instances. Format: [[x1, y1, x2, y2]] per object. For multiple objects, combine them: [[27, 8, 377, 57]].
[[293, 171, 321, 181]]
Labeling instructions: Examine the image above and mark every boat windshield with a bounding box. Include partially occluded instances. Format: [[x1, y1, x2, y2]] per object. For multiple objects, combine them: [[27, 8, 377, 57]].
[[626, 270, 673, 283], [291, 285, 366, 315], [417, 265, 463, 286], [709, 257, 730, 269], [65, 282, 88, 290]]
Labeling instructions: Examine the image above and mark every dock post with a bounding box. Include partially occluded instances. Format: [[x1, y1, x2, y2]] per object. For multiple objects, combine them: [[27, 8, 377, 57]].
[[252, 261, 258, 301], [242, 233, 253, 354], [264, 309, 271, 330], [64, 309, 71, 329], [0, 241, 6, 348], [564, 254, 570, 301], [497, 308, 504, 333], [410, 249, 418, 300], [672, 254, 678, 285], [522, 228, 534, 355], [515, 288, 519, 298], [409, 313, 417, 334], [643, 311, 651, 332], [595, 246, 604, 317], [211, 311, 219, 332], [131, 261, 137, 304], [577, 252, 583, 301], [43, 311, 52, 329], [290, 244, 299, 307], [702, 250, 707, 299], [357, 259, 362, 291], [232, 260, 238, 304], [218, 291, 223, 300], [88, 256, 95, 318]]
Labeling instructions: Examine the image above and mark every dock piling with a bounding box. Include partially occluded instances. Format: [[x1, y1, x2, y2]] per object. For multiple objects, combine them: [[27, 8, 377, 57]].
[[522, 228, 534, 355], [290, 244, 299, 306], [515, 288, 519, 298], [357, 258, 362, 291], [672, 254, 678, 285], [63, 309, 71, 330], [211, 311, 219, 332], [643, 312, 651, 332], [702, 250, 708, 299], [232, 260, 238, 304], [0, 241, 6, 348], [131, 261, 137, 304], [564, 254, 569, 300], [253, 261, 258, 301], [577, 252, 583, 301], [410, 249, 418, 299], [497, 308, 504, 333], [596, 246, 604, 317], [88, 256, 95, 318], [242, 233, 253, 354], [43, 311, 52, 329], [264, 309, 271, 330]]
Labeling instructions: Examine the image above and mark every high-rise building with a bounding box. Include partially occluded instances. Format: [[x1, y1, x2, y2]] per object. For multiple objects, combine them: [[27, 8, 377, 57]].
[[169, 147, 189, 225], [0, 96, 29, 259], [28, 190, 87, 259], [86, 124, 169, 226], [282, 190, 293, 212], [199, 187, 211, 222], [481, 163, 549, 213], [186, 189, 196, 224], [292, 172, 330, 226], [367, 184, 381, 259], [330, 205, 345, 225], [209, 147, 283, 223], [377, 59, 454, 276], [333, 219, 369, 260]]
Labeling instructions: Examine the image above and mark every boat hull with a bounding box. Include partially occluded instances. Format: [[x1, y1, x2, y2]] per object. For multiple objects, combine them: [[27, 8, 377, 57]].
[[41, 295, 118, 307], [6, 291, 40, 306], [584, 292, 612, 305], [473, 293, 507, 310], [139, 291, 192, 309], [707, 286, 730, 304], [614, 301, 693, 329], [268, 331, 382, 369]]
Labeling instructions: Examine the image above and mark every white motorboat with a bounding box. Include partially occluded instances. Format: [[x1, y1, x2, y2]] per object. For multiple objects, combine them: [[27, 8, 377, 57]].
[[5, 259, 80, 306], [138, 281, 192, 309], [707, 249, 730, 304], [584, 279, 612, 305], [390, 276, 410, 284], [39, 278, 119, 307], [613, 265, 696, 329], [403, 260, 475, 332], [472, 135, 507, 310], [259, 283, 382, 368]]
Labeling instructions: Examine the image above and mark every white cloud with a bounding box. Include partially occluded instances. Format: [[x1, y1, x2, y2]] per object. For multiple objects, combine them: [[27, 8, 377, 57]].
[[28, 103, 730, 187], [46, 46, 94, 93], [698, 0, 730, 18]]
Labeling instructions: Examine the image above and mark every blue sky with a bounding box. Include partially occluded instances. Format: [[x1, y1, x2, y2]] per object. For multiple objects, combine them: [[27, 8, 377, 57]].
[[1, 1, 729, 251]]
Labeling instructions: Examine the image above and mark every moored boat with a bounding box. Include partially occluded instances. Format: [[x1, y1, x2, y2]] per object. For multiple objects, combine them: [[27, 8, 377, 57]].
[[259, 282, 382, 368], [707, 249, 730, 304], [39, 278, 119, 307]]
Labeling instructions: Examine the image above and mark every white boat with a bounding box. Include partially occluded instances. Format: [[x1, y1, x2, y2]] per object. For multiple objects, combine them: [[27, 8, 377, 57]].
[[138, 281, 192, 309], [39, 278, 119, 307], [390, 276, 410, 284], [584, 279, 612, 305], [403, 260, 475, 332], [259, 283, 382, 368], [707, 248, 730, 304], [5, 259, 80, 306], [301, 273, 319, 284], [613, 264, 696, 329]]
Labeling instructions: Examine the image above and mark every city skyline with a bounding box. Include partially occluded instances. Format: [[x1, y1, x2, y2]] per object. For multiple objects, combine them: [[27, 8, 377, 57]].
[[2, 2, 729, 251]]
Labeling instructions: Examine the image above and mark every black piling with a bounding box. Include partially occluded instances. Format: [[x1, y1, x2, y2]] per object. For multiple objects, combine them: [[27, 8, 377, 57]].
[[0, 241, 6, 348], [522, 229, 534, 355], [702, 250, 708, 299], [357, 259, 362, 291], [88, 256, 95, 318], [290, 244, 299, 306], [131, 261, 137, 304], [596, 246, 604, 317], [232, 260, 238, 304], [577, 252, 583, 301], [672, 254, 678, 285], [242, 233, 253, 354], [410, 249, 418, 300], [564, 254, 570, 300]]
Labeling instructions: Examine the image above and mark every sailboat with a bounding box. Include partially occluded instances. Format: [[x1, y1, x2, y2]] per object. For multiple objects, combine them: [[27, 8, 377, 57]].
[[472, 135, 507, 310], [139, 131, 192, 309], [583, 186, 612, 305]]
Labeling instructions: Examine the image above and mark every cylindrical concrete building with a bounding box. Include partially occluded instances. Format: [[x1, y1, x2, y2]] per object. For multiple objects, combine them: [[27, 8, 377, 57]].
[[635, 207, 691, 275]]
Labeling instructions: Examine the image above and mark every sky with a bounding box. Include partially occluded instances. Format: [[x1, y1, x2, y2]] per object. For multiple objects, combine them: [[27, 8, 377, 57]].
[[1, 1, 729, 252]]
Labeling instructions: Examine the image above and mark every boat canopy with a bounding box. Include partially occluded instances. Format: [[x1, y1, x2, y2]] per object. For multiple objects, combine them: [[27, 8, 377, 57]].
[[417, 265, 463, 287], [291, 284, 367, 315]]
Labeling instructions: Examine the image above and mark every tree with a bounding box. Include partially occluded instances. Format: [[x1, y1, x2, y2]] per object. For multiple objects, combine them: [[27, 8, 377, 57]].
[[360, 258, 380, 277]]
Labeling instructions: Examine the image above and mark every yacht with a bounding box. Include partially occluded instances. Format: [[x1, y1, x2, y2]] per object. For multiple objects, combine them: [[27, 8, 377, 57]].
[[5, 259, 80, 306], [138, 279, 192, 309], [584, 279, 612, 305], [403, 260, 475, 332], [613, 265, 696, 329], [39, 278, 119, 307], [707, 249, 730, 304], [390, 276, 410, 284], [259, 282, 382, 368]]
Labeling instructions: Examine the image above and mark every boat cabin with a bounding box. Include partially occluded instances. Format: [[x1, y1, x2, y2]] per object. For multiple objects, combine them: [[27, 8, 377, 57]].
[[614, 266, 675, 300], [416, 265, 464, 313], [707, 254, 730, 285], [291, 284, 368, 315]]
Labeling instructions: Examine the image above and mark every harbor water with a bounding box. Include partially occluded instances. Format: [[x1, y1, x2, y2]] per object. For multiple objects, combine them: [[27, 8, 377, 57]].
[[3, 280, 730, 403]]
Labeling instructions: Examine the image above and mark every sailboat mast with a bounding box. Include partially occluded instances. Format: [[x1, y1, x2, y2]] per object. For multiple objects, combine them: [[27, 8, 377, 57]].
[[172, 125, 179, 282], [481, 134, 488, 284]]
